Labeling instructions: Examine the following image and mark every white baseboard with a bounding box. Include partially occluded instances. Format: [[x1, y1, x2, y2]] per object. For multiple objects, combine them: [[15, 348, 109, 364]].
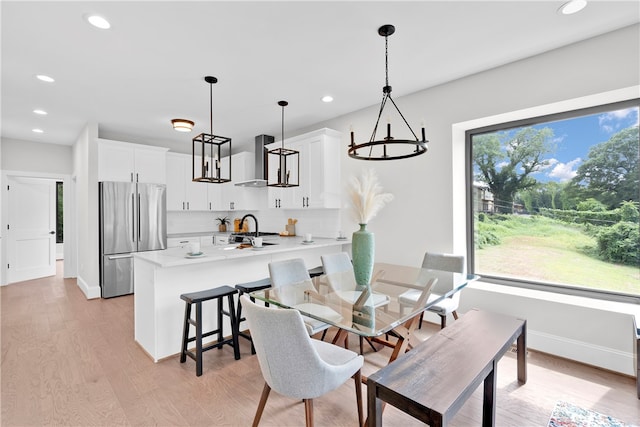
[[76, 275, 101, 299], [529, 329, 635, 376]]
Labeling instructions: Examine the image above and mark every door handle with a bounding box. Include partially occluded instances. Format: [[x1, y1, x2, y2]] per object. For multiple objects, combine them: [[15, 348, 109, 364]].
[[137, 193, 141, 242], [49, 231, 56, 235], [107, 254, 133, 260]]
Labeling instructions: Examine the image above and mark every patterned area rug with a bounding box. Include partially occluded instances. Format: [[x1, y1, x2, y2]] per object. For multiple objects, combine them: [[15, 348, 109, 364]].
[[548, 401, 635, 427]]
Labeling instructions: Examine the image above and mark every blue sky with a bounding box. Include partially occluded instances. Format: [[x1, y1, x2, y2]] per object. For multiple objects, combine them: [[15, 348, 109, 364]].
[[526, 106, 639, 183]]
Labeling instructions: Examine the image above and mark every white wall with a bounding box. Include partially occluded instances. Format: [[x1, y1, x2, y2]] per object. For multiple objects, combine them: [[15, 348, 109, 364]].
[[289, 24, 640, 374], [1, 138, 73, 173], [72, 124, 101, 298]]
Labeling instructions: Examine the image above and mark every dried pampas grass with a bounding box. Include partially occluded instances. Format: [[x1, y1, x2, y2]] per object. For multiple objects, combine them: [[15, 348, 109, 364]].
[[348, 169, 393, 224]]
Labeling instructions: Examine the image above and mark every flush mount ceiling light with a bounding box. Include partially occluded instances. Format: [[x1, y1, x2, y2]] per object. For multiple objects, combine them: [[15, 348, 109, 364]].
[[171, 118, 194, 132], [267, 101, 299, 188], [86, 14, 111, 29], [32, 128, 44, 133], [321, 95, 334, 103], [558, 0, 587, 15], [349, 24, 428, 161], [33, 109, 48, 115], [191, 76, 231, 184]]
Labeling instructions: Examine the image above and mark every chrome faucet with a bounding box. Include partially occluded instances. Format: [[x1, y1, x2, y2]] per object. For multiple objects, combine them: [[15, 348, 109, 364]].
[[238, 214, 259, 237]]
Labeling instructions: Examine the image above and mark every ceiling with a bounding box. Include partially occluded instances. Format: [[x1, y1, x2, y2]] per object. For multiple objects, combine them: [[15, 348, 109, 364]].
[[2, 1, 639, 153]]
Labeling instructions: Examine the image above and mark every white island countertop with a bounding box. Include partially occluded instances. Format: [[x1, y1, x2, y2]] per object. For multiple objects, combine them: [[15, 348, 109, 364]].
[[133, 235, 351, 361], [134, 236, 350, 268]]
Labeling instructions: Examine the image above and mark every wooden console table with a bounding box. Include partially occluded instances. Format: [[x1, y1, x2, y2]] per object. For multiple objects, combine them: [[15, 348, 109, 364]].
[[367, 309, 527, 426]]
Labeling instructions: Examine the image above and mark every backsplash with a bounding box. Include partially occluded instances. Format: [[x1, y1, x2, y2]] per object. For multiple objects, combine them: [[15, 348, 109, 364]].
[[167, 208, 343, 238]]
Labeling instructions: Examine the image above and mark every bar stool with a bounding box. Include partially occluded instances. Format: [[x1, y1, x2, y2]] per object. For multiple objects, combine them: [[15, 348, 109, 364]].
[[235, 277, 271, 356], [180, 285, 239, 376], [308, 265, 325, 292]]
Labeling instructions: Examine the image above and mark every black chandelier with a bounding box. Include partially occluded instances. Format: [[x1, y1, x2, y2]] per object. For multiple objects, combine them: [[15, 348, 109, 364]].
[[348, 24, 428, 161], [267, 100, 299, 187], [192, 76, 231, 183]]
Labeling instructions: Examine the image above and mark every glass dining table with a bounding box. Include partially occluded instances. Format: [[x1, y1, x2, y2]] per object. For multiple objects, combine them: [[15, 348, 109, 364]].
[[250, 262, 480, 365]]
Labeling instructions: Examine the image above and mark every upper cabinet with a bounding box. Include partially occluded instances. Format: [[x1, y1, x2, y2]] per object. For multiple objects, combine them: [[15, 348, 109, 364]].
[[268, 128, 341, 209], [166, 153, 222, 211], [166, 151, 264, 211], [97, 139, 168, 183]]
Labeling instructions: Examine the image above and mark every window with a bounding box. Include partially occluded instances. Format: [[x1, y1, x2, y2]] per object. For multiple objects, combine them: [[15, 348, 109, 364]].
[[467, 99, 639, 301], [56, 181, 63, 244]]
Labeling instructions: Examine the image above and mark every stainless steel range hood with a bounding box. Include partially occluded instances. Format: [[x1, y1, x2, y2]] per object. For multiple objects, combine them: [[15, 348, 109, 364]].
[[235, 134, 274, 187]]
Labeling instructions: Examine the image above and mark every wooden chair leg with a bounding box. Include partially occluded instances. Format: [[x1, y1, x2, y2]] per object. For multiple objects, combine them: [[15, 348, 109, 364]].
[[353, 369, 363, 427], [304, 398, 314, 427], [418, 311, 424, 329], [440, 314, 447, 329], [452, 310, 459, 320], [252, 383, 271, 427], [320, 329, 327, 341]]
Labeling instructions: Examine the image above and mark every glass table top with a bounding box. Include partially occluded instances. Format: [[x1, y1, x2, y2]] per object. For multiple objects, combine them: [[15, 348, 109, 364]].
[[250, 263, 479, 337]]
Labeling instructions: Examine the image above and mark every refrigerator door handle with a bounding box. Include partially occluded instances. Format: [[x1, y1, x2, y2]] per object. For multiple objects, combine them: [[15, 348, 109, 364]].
[[131, 193, 136, 242], [137, 193, 141, 242], [107, 254, 133, 260]]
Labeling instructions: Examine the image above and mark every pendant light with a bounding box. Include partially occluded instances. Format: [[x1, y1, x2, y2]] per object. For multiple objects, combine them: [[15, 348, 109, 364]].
[[348, 24, 428, 161], [192, 76, 231, 183], [267, 100, 299, 187]]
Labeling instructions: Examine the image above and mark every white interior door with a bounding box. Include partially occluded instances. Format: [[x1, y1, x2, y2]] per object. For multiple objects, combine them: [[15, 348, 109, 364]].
[[7, 177, 56, 283]]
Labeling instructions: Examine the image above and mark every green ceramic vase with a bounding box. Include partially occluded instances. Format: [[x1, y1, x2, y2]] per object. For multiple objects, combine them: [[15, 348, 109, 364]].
[[352, 223, 374, 288]]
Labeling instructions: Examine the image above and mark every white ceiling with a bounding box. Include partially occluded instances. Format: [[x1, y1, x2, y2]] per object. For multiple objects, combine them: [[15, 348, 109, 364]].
[[2, 1, 639, 153]]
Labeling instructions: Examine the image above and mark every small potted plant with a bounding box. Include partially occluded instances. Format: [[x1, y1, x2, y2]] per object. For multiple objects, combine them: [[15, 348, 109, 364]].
[[216, 216, 230, 232]]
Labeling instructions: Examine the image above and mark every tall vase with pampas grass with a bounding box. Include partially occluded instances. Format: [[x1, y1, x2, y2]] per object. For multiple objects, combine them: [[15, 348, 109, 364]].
[[348, 169, 393, 288]]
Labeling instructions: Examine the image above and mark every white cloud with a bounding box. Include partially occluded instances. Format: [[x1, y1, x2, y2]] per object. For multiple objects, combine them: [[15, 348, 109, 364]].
[[598, 107, 639, 133], [548, 158, 581, 182]]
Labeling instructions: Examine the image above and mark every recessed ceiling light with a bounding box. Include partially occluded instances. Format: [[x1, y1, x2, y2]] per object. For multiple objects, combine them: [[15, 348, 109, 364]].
[[32, 128, 44, 133], [321, 95, 334, 103], [36, 75, 55, 83], [33, 109, 48, 115], [86, 14, 111, 29], [558, 0, 587, 15]]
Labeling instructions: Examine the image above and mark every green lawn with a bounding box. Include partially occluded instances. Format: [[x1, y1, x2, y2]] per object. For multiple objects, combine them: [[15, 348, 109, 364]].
[[475, 217, 640, 295]]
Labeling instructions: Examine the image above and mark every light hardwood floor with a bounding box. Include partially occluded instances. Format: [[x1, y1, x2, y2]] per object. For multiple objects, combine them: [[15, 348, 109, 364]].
[[2, 262, 638, 426]]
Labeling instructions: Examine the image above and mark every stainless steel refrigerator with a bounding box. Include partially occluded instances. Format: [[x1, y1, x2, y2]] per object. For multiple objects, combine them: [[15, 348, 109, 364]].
[[99, 181, 166, 298]]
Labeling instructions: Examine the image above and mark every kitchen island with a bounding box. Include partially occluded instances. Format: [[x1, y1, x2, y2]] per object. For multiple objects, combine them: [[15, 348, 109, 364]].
[[133, 236, 350, 361]]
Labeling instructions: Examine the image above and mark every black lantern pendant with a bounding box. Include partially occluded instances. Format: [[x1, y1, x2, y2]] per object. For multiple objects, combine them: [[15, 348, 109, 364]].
[[349, 24, 428, 161], [267, 101, 299, 187], [192, 76, 231, 183]]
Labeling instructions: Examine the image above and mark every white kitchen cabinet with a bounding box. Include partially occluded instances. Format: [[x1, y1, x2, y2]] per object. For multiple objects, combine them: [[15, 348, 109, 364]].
[[166, 153, 220, 211], [267, 128, 341, 209], [97, 138, 167, 183]]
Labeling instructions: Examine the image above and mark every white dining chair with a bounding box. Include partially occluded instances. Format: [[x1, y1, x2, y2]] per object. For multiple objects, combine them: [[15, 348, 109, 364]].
[[320, 252, 390, 353], [321, 252, 390, 309], [240, 295, 364, 427], [268, 258, 342, 340], [398, 252, 465, 329]]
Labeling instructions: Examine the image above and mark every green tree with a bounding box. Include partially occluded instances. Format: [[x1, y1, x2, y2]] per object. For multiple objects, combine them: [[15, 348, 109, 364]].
[[570, 127, 639, 209], [474, 127, 555, 213], [576, 198, 607, 212]]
